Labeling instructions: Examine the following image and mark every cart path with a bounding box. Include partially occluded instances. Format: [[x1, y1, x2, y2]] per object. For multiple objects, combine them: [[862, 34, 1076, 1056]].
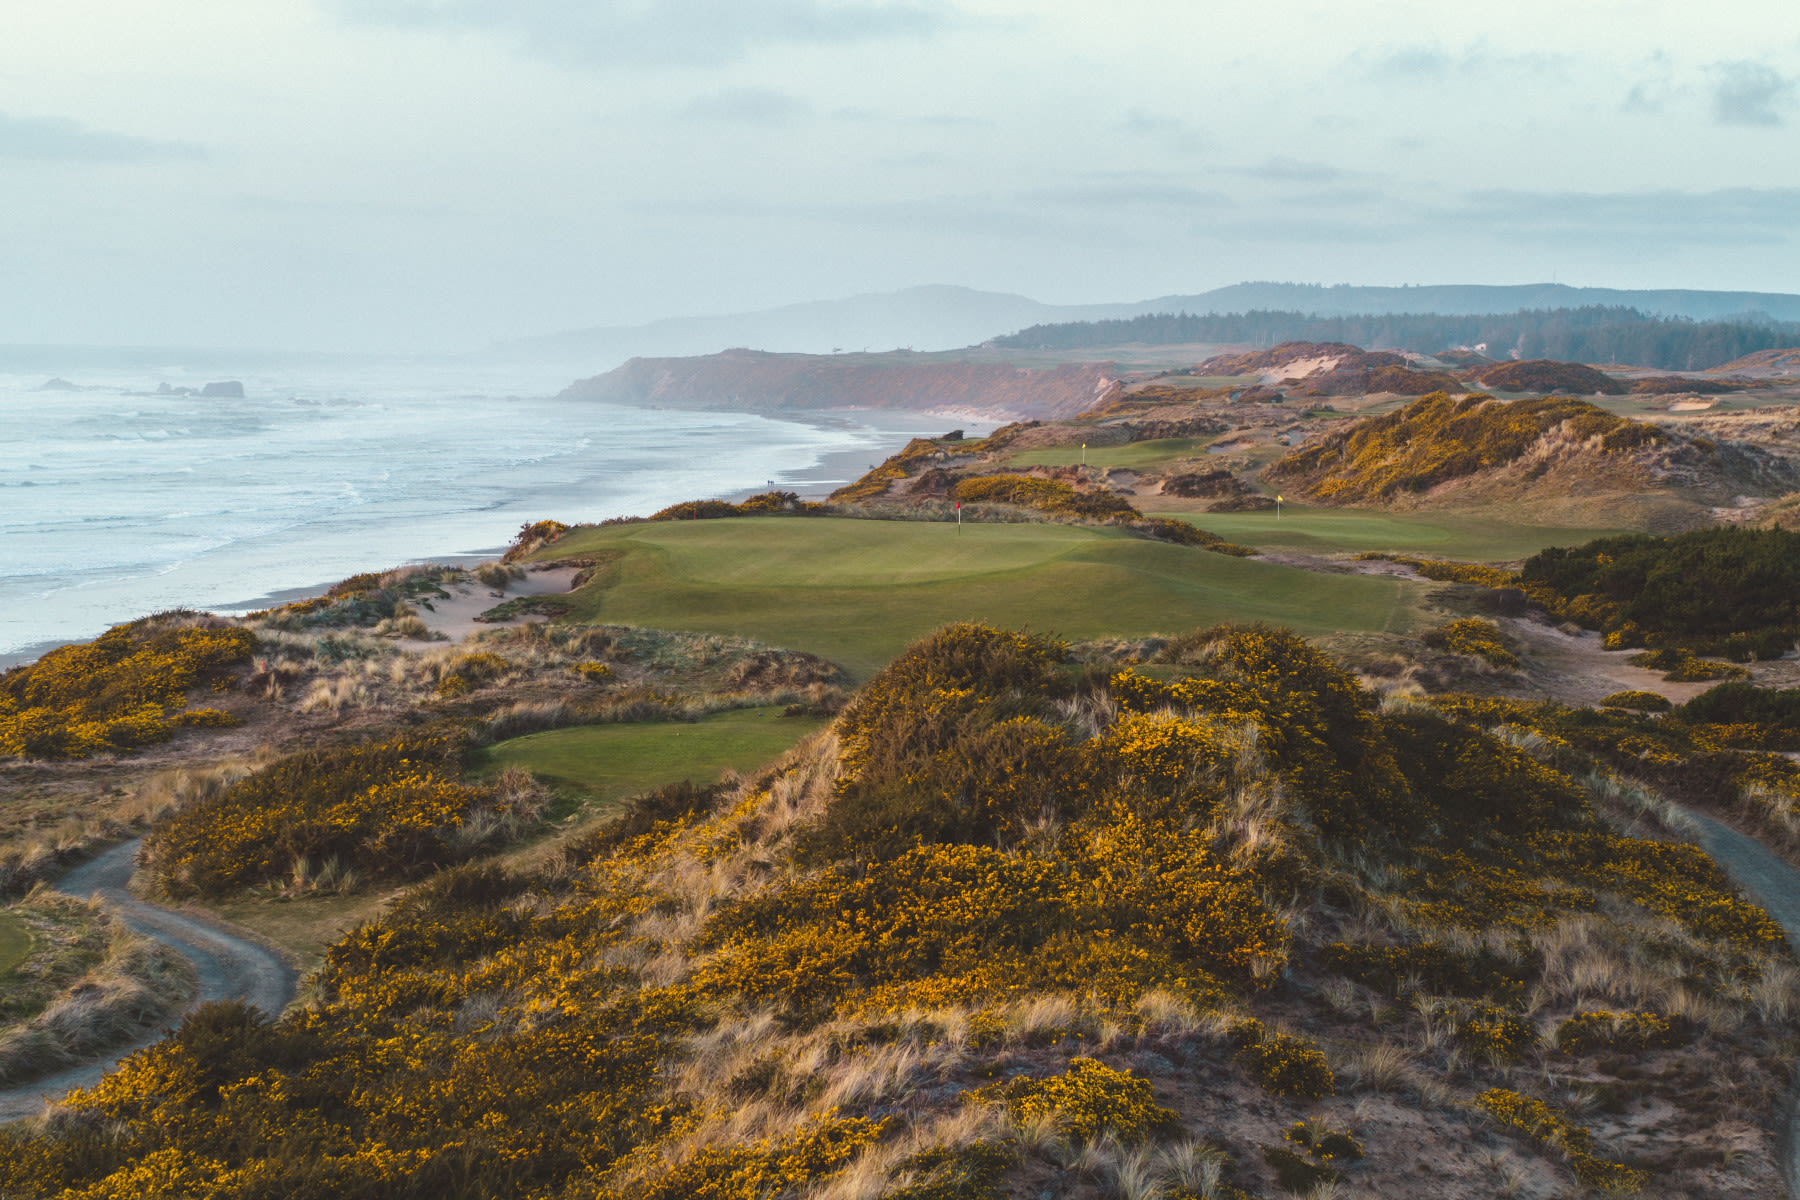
[[0, 839, 297, 1123]]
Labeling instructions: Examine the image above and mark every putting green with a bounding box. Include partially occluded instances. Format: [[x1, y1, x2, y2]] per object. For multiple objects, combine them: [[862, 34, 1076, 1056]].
[[541, 517, 1429, 678], [1154, 507, 1625, 562], [1004, 437, 1212, 472], [0, 912, 32, 976], [471, 706, 828, 803]]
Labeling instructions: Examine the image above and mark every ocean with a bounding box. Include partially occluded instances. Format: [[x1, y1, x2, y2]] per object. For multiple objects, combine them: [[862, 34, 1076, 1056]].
[[1, 359, 961, 665]]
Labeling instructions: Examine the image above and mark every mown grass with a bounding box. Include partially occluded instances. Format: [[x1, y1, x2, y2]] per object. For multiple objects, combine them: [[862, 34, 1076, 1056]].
[[1154, 506, 1627, 562], [536, 518, 1429, 678], [0, 913, 31, 976], [470, 706, 828, 806], [1002, 437, 1211, 471]]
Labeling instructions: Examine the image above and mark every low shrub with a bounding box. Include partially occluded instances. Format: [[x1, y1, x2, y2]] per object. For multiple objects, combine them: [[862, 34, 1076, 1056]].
[[503, 519, 570, 562], [1231, 1020, 1334, 1099], [1554, 1011, 1693, 1056], [883, 1143, 1015, 1200], [1428, 617, 1520, 668], [144, 728, 541, 897], [1600, 690, 1672, 713], [1124, 517, 1256, 556], [1319, 941, 1538, 1005], [951, 474, 1142, 520], [975, 1057, 1178, 1145], [1476, 1087, 1649, 1193], [1283, 1118, 1363, 1164], [649, 491, 831, 521], [1627, 647, 1747, 683], [1262, 1146, 1340, 1193], [1520, 527, 1800, 657]]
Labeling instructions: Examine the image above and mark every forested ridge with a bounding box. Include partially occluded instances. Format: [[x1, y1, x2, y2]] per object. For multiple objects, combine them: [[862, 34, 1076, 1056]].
[[991, 307, 1800, 371]]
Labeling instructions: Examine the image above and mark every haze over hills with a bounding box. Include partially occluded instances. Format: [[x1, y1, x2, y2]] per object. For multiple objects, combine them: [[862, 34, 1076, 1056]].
[[492, 282, 1800, 373]]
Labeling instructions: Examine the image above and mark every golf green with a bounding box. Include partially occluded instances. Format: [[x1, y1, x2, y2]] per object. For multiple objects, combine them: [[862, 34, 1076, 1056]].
[[541, 517, 1429, 678], [1155, 507, 1624, 562], [472, 706, 829, 803]]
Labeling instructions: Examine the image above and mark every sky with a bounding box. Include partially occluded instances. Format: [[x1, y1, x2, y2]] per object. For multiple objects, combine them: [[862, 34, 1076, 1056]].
[[2, 0, 1797, 351]]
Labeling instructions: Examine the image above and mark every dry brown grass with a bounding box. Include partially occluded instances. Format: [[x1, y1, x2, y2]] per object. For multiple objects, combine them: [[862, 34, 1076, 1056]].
[[0, 890, 196, 1085]]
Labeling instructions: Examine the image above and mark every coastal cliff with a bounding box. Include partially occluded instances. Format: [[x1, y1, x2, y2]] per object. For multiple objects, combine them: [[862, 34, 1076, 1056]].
[[559, 348, 1117, 419]]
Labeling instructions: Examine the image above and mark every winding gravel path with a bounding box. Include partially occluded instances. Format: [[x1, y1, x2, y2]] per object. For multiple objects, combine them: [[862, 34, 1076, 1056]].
[[0, 839, 297, 1123]]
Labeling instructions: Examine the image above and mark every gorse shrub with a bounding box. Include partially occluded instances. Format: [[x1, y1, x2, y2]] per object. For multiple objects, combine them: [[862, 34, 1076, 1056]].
[[1429, 617, 1520, 668], [648, 491, 832, 522], [1355, 552, 1519, 589], [1627, 647, 1747, 683], [144, 729, 538, 897], [1268, 391, 1660, 503], [1477, 1087, 1649, 1193], [974, 1057, 1178, 1145], [0, 616, 253, 759], [1599, 690, 1671, 713], [1318, 941, 1538, 1005], [1554, 1011, 1693, 1056], [1231, 1019, 1334, 1098], [6, 620, 1790, 1199], [950, 474, 1142, 520]]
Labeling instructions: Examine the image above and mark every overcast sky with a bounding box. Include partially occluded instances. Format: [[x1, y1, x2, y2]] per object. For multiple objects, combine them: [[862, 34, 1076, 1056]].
[[3, 1, 1797, 351]]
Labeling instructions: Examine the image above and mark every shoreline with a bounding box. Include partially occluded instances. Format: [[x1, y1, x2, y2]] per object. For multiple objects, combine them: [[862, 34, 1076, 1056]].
[[1, 407, 969, 670]]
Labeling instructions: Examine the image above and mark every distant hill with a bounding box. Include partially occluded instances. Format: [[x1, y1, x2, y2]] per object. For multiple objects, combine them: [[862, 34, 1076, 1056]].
[[494, 285, 1139, 366], [1139, 282, 1800, 322], [494, 282, 1800, 372], [561, 348, 1118, 419]]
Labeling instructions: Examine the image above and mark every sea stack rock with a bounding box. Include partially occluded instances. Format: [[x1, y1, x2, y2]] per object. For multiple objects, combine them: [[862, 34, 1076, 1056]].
[[200, 381, 246, 398], [36, 378, 80, 391]]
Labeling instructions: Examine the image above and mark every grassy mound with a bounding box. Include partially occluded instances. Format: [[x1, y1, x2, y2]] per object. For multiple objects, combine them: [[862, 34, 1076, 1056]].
[[0, 615, 252, 759], [1470, 359, 1627, 395], [6, 623, 1790, 1197], [143, 728, 543, 899], [1266, 392, 1665, 505]]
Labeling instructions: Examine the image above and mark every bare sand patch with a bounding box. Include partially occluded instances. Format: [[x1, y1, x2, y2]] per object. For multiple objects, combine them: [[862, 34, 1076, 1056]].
[[399, 565, 581, 650]]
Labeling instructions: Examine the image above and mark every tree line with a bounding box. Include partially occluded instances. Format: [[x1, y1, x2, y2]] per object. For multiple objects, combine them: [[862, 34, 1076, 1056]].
[[989, 307, 1800, 371]]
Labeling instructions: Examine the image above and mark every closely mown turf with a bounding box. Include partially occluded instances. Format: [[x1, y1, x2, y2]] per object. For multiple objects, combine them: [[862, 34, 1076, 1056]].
[[536, 518, 1428, 677], [1002, 437, 1212, 471], [470, 706, 828, 803], [1154, 506, 1626, 562], [0, 913, 32, 976]]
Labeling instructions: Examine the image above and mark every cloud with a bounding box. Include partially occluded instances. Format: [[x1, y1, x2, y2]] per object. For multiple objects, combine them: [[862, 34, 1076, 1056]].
[[682, 87, 813, 123], [334, 0, 953, 67], [0, 112, 207, 162], [1025, 179, 1231, 209], [1120, 109, 1208, 153], [1237, 158, 1349, 184], [1449, 187, 1800, 244], [1711, 60, 1792, 126], [1356, 39, 1568, 79]]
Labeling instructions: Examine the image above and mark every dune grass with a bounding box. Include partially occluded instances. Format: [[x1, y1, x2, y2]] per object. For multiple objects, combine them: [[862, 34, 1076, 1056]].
[[470, 706, 827, 805], [536, 517, 1428, 678], [0, 913, 31, 976], [1153, 506, 1627, 563]]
